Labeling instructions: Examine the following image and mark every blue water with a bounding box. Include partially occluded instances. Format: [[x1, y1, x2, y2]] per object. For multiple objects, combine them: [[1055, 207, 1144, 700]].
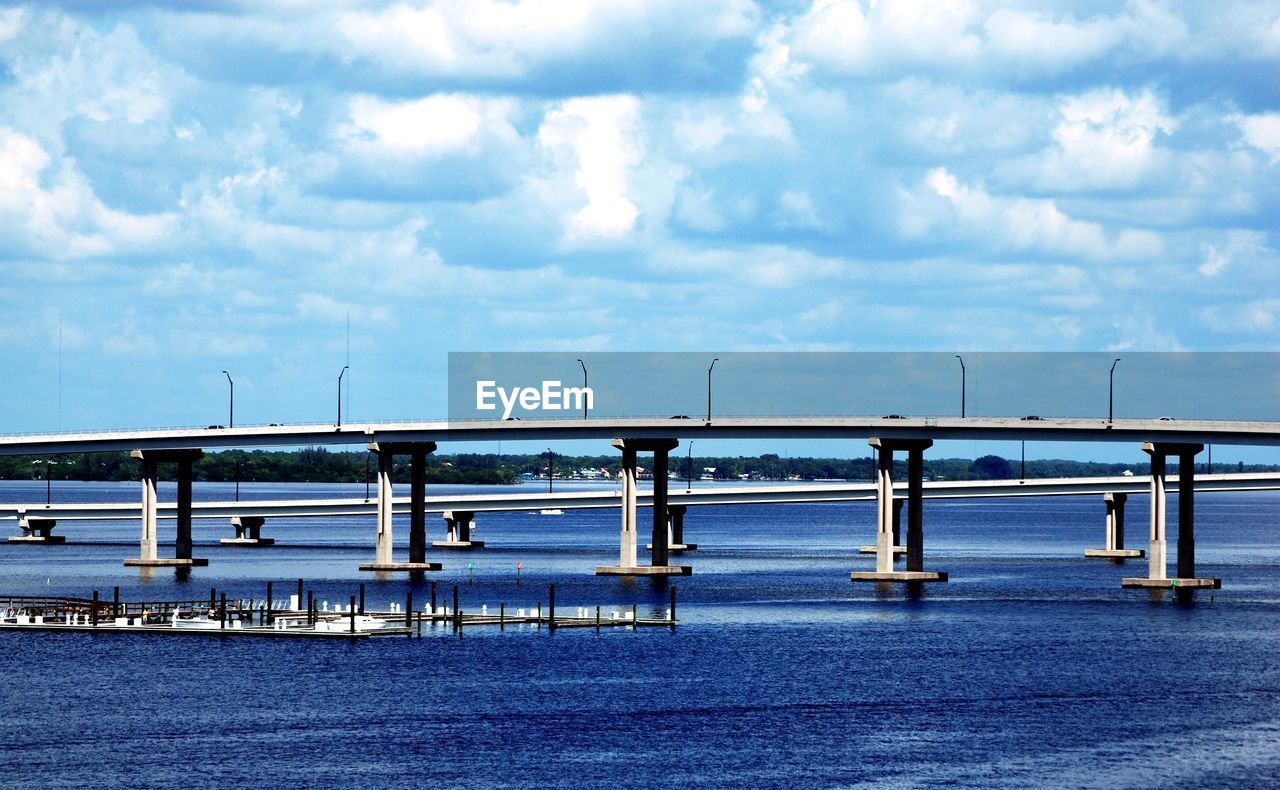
[[1, 480, 1279, 787]]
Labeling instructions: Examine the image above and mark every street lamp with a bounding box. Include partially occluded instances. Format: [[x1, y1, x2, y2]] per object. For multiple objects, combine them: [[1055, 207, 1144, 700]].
[[221, 370, 234, 428], [337, 365, 349, 427], [1108, 358, 1121, 424], [954, 355, 966, 418], [706, 358, 719, 423], [576, 358, 588, 419], [34, 459, 58, 505], [686, 441, 694, 493]]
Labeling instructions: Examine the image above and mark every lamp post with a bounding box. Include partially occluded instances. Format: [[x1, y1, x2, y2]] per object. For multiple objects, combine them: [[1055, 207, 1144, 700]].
[[1108, 358, 1121, 424], [35, 459, 58, 505], [337, 365, 349, 427], [221, 370, 234, 428], [576, 358, 588, 419], [706, 358, 719, 423], [954, 355, 966, 418]]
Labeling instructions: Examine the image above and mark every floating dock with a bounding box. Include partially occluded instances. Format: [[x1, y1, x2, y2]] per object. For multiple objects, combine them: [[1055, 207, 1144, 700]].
[[0, 586, 678, 639]]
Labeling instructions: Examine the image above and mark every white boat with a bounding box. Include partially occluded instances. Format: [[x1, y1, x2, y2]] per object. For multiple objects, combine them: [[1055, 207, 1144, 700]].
[[540, 509, 564, 515], [170, 608, 235, 630], [313, 614, 390, 632]]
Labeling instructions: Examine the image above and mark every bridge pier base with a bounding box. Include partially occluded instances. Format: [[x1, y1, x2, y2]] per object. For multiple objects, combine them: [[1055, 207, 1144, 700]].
[[852, 439, 947, 583], [434, 510, 485, 549], [599, 438, 691, 577], [1085, 492, 1142, 558], [860, 498, 906, 555], [221, 516, 275, 546], [1123, 443, 1219, 590], [123, 450, 208, 567], [9, 517, 65, 544], [359, 442, 442, 573]]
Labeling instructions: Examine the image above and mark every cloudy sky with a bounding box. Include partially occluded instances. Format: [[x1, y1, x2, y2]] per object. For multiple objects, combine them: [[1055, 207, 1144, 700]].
[[2, 0, 1279, 440]]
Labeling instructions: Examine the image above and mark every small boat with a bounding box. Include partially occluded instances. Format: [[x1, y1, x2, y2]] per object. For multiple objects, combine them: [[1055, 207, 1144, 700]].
[[540, 509, 564, 516], [170, 608, 228, 630], [313, 614, 390, 632]]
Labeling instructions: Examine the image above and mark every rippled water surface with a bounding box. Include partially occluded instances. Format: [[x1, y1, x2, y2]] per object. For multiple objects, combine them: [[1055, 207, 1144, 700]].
[[1, 480, 1279, 787]]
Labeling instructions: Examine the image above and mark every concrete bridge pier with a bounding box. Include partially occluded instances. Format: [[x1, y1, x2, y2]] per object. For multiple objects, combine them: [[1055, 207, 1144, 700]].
[[221, 516, 275, 546], [1085, 493, 1142, 558], [359, 442, 442, 572], [9, 517, 64, 544], [852, 438, 947, 583], [859, 498, 906, 555], [598, 438, 691, 576], [434, 510, 484, 549], [1123, 442, 1219, 590], [124, 449, 208, 567], [647, 504, 698, 553]]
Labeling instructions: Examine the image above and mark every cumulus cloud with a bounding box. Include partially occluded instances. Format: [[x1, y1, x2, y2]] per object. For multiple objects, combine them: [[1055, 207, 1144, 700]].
[[0, 128, 178, 259], [537, 95, 643, 240], [1234, 112, 1280, 163]]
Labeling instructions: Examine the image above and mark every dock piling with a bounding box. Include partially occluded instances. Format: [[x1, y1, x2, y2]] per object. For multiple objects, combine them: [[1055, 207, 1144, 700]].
[[431, 581, 437, 616], [349, 595, 356, 634], [670, 587, 677, 630], [500, 603, 505, 630], [405, 592, 413, 629], [452, 586, 460, 632], [307, 590, 313, 624], [632, 603, 637, 631], [266, 581, 273, 624], [596, 605, 601, 631], [113, 586, 120, 619], [91, 590, 98, 626], [296, 578, 303, 610], [359, 584, 365, 614], [220, 593, 227, 630], [549, 584, 556, 633]]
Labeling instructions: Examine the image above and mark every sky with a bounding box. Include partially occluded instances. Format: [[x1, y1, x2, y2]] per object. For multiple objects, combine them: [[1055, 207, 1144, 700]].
[[2, 1, 1279, 462]]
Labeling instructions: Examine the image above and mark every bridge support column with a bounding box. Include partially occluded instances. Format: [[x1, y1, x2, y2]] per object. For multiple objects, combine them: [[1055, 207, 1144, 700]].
[[665, 505, 697, 552], [859, 498, 906, 556], [434, 510, 484, 549], [598, 438, 690, 576], [359, 442, 442, 572], [124, 449, 208, 567], [1123, 443, 1219, 590], [1085, 493, 1142, 558], [9, 517, 64, 544], [852, 438, 946, 583], [221, 516, 274, 546]]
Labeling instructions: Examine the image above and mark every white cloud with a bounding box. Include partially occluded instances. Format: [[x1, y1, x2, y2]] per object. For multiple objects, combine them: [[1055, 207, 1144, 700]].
[[1012, 88, 1175, 192], [790, 0, 982, 77], [1198, 230, 1267, 277], [1235, 112, 1280, 164], [0, 128, 178, 259], [343, 94, 507, 154], [537, 95, 643, 240], [911, 167, 1160, 261]]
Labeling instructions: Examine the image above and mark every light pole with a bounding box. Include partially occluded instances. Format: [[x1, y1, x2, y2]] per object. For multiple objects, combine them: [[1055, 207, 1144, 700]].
[[576, 358, 588, 419], [706, 358, 719, 423], [337, 365, 349, 427], [954, 355, 966, 418], [686, 441, 693, 493], [35, 459, 57, 505], [1108, 358, 1121, 424], [221, 370, 234, 428]]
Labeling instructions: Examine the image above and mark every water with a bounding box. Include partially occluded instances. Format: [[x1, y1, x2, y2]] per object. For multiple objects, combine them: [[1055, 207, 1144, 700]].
[[2, 480, 1279, 787]]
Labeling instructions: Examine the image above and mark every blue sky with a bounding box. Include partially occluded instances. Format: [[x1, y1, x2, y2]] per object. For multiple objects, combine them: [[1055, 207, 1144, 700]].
[[2, 1, 1279, 462]]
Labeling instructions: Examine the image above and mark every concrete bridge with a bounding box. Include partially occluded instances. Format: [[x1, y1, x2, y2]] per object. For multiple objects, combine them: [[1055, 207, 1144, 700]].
[[3, 415, 1279, 588]]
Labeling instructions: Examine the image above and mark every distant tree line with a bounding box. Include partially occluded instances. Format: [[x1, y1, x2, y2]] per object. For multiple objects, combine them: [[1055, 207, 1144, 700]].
[[0, 448, 1273, 484]]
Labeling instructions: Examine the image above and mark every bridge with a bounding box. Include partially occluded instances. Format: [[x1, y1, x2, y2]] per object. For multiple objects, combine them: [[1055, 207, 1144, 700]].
[[3, 415, 1279, 589]]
